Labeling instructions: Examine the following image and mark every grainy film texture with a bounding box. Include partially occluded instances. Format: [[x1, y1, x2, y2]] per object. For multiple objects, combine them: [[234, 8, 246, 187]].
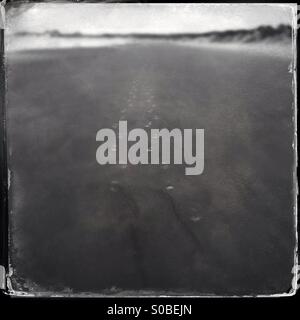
[[4, 3, 297, 296]]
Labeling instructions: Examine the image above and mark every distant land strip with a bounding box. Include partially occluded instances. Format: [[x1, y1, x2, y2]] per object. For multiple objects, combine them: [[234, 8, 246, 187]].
[[14, 24, 292, 43]]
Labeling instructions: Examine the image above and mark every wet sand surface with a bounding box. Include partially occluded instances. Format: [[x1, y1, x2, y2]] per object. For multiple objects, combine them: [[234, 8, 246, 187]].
[[7, 43, 295, 295]]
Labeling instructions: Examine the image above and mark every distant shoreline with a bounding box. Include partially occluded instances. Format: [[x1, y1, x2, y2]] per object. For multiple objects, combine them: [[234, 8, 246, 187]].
[[7, 37, 293, 60], [13, 24, 292, 44]]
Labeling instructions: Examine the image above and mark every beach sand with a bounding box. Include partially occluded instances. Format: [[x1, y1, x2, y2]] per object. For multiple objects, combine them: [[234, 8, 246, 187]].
[[7, 43, 295, 295]]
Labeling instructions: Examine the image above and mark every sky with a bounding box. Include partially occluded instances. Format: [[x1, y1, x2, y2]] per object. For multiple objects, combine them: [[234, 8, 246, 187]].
[[7, 3, 296, 35]]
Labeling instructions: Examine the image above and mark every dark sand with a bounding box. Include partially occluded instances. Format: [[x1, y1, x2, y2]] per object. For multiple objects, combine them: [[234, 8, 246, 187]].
[[7, 43, 295, 295]]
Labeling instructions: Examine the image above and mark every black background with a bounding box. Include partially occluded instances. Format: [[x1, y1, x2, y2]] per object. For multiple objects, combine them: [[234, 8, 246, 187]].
[[0, 291, 299, 317]]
